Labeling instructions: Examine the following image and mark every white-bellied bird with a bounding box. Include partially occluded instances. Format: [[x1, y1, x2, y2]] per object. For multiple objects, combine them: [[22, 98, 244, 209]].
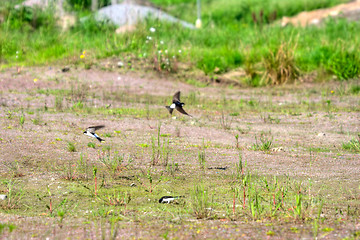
[[165, 91, 192, 117], [159, 196, 182, 204], [83, 125, 105, 142]]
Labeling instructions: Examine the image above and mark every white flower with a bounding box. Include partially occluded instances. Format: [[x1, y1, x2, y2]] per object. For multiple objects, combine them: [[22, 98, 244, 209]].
[[158, 50, 162, 54], [16, 51, 19, 54], [150, 27, 156, 33], [178, 50, 182, 53], [160, 40, 164, 44], [16, 56, 18, 59], [146, 40, 149, 44], [165, 49, 168, 54]]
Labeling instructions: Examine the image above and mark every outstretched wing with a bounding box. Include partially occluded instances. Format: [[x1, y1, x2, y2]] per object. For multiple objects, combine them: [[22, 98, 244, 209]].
[[165, 106, 174, 115], [176, 106, 191, 116], [87, 125, 105, 133], [172, 91, 181, 103]]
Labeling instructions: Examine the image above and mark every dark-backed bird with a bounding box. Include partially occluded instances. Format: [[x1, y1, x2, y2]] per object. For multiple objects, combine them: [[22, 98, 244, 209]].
[[159, 196, 182, 204], [165, 91, 192, 117], [83, 125, 105, 142]]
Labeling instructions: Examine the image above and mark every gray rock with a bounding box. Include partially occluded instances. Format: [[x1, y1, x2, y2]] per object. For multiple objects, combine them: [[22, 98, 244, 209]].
[[95, 4, 195, 29]]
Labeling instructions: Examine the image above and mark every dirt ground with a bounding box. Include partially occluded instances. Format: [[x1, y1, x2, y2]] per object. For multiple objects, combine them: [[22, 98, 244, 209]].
[[0, 66, 359, 239]]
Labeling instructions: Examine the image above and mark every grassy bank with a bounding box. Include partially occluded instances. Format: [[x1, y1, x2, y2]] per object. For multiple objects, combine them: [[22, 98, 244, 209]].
[[1, 0, 359, 86]]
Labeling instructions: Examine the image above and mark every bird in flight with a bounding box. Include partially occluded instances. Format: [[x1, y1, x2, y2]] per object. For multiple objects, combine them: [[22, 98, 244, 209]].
[[165, 91, 192, 117], [158, 196, 182, 204], [83, 125, 105, 142]]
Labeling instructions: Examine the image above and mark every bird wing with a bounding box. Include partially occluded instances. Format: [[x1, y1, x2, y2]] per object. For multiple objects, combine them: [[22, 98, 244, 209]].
[[165, 106, 174, 114], [172, 91, 181, 103], [176, 106, 191, 116], [87, 125, 105, 133]]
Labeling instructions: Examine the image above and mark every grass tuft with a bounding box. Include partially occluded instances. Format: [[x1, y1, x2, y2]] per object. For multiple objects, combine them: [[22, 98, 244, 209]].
[[342, 136, 360, 153], [66, 141, 76, 152], [262, 42, 299, 85], [191, 184, 212, 219], [251, 134, 273, 151]]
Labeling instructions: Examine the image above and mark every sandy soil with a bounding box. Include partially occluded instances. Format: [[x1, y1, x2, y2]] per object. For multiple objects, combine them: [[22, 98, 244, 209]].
[[0, 66, 359, 239]]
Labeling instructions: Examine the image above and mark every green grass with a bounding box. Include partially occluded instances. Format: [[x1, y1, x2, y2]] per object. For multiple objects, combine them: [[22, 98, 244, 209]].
[[0, 80, 359, 238], [251, 134, 273, 151], [15, 84, 360, 121], [67, 141, 77, 152], [18, 113, 25, 127], [151, 0, 348, 25], [2, 155, 355, 227], [1, 0, 359, 85], [342, 137, 360, 153]]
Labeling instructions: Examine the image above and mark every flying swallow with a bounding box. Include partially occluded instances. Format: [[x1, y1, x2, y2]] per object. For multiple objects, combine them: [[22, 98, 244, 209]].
[[83, 125, 105, 142], [158, 196, 183, 204], [165, 91, 192, 116]]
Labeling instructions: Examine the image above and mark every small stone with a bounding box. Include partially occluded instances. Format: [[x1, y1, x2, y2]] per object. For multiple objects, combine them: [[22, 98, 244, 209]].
[[0, 195, 7, 200], [318, 133, 326, 137], [130, 183, 136, 187], [172, 116, 177, 120]]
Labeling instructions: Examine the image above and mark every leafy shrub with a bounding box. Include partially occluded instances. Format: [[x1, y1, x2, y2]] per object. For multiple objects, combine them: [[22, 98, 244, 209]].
[[203, 0, 347, 26], [197, 48, 242, 75], [306, 46, 334, 68], [327, 51, 359, 80], [2, 6, 57, 31], [71, 15, 116, 34], [350, 85, 360, 94]]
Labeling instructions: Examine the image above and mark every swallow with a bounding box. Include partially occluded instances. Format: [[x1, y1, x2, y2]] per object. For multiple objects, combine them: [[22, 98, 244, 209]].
[[159, 196, 183, 204], [165, 91, 192, 116], [83, 125, 105, 142]]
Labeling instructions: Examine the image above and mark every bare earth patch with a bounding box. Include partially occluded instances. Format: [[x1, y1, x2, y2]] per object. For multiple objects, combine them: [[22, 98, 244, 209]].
[[0, 66, 359, 239]]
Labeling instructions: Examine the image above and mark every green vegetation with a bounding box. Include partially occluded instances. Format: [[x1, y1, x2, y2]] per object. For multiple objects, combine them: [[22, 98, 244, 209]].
[[67, 141, 77, 152], [18, 113, 25, 127], [1, 0, 359, 86], [0, 0, 359, 239], [342, 136, 360, 153], [251, 134, 273, 151], [1, 76, 359, 238]]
